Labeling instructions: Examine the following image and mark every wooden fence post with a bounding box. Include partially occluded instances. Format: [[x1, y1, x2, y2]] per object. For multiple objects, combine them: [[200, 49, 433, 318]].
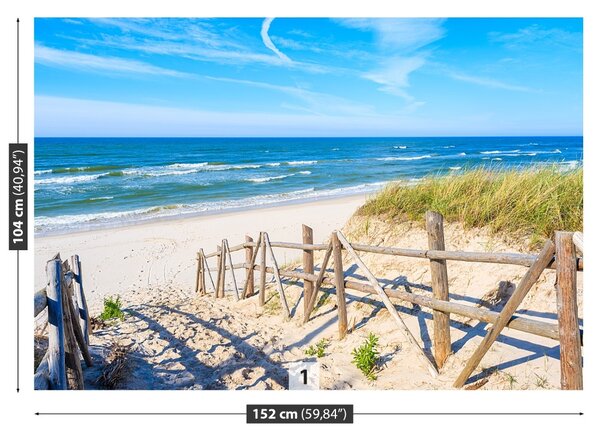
[[453, 239, 556, 388], [195, 252, 202, 294], [215, 245, 224, 298], [259, 233, 267, 306], [61, 261, 84, 390], [302, 225, 315, 318], [555, 231, 583, 390], [199, 251, 206, 295], [303, 241, 333, 324], [70, 255, 90, 343], [331, 232, 348, 339], [45, 257, 67, 390], [220, 244, 227, 298], [245, 236, 254, 298], [426, 211, 451, 369]]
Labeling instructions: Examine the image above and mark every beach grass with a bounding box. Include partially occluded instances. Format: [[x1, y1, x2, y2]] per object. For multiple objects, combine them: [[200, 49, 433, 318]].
[[357, 166, 582, 245]]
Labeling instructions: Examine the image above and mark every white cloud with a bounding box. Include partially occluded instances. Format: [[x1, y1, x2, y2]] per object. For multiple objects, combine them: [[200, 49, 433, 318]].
[[261, 18, 292, 63], [337, 18, 446, 52], [447, 71, 536, 92], [35, 44, 190, 78], [362, 57, 427, 100], [489, 24, 582, 51], [337, 19, 446, 101]]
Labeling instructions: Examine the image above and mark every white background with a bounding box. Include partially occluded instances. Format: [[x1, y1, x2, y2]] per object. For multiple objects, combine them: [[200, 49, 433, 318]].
[[0, 1, 596, 436]]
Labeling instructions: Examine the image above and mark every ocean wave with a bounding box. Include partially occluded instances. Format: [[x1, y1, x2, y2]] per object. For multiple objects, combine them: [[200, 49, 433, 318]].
[[299, 171, 312, 175], [443, 145, 455, 149], [458, 152, 466, 156], [287, 160, 317, 165], [167, 162, 209, 169], [376, 155, 432, 161], [89, 196, 114, 201], [492, 158, 503, 161], [35, 181, 387, 233], [393, 146, 407, 149], [36, 165, 123, 174], [332, 148, 340, 151], [480, 149, 520, 155], [35, 173, 108, 185], [246, 174, 295, 183], [266, 162, 281, 167], [449, 166, 462, 170], [122, 168, 199, 177]]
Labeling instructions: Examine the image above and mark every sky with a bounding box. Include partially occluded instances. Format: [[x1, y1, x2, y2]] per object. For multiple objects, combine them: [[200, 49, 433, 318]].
[[34, 17, 583, 137]]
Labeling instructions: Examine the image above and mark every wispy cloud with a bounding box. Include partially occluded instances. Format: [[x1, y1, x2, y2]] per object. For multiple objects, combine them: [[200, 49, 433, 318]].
[[447, 71, 536, 92], [337, 19, 447, 101], [337, 18, 446, 52], [489, 24, 582, 51], [35, 44, 190, 78], [261, 18, 291, 63], [69, 18, 335, 74], [204, 76, 373, 116], [362, 57, 426, 100]]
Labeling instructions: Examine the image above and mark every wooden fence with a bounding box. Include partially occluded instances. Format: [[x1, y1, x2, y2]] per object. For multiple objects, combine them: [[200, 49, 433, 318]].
[[34, 254, 92, 390], [195, 212, 584, 389]]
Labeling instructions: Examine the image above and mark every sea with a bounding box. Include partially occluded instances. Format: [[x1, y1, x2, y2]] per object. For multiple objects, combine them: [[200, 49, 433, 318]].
[[34, 137, 583, 235]]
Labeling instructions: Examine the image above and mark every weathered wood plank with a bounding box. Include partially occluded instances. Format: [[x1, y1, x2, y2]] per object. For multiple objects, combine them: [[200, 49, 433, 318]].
[[426, 211, 451, 369], [302, 224, 315, 319], [337, 231, 439, 377], [45, 258, 67, 390], [332, 232, 348, 339], [64, 279, 93, 367], [242, 233, 262, 299], [247, 263, 563, 340], [215, 245, 223, 298], [245, 236, 254, 298], [34, 352, 50, 390], [453, 239, 556, 388], [259, 233, 267, 304], [303, 241, 333, 324], [555, 232, 583, 390], [34, 288, 47, 317], [61, 262, 84, 390], [218, 239, 582, 271], [70, 255, 90, 343]]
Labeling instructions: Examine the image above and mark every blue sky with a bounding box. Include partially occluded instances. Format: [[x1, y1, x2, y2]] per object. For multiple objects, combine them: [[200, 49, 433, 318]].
[[34, 18, 583, 137]]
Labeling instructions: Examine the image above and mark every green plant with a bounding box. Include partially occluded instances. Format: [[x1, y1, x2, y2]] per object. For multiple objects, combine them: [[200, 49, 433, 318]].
[[305, 339, 329, 358], [100, 295, 125, 321], [352, 333, 379, 380], [503, 372, 518, 389], [534, 373, 548, 389]]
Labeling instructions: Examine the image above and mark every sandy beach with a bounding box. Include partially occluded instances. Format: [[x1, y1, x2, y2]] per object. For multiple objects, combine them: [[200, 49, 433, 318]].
[[35, 193, 581, 390], [35, 194, 368, 312]]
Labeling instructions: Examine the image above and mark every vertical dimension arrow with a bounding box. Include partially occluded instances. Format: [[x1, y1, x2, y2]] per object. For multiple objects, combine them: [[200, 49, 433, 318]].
[[9, 17, 28, 393]]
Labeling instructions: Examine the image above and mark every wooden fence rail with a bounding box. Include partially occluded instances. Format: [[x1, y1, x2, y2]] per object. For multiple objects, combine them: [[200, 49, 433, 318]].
[[34, 254, 92, 390], [195, 212, 583, 390]]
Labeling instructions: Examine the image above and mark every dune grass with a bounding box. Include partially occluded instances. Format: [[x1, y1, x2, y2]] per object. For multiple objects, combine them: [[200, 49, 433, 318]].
[[357, 166, 582, 245]]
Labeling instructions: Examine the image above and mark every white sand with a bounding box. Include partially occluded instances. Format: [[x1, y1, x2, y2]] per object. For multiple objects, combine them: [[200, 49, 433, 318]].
[[35, 197, 582, 390], [35, 195, 367, 313]]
